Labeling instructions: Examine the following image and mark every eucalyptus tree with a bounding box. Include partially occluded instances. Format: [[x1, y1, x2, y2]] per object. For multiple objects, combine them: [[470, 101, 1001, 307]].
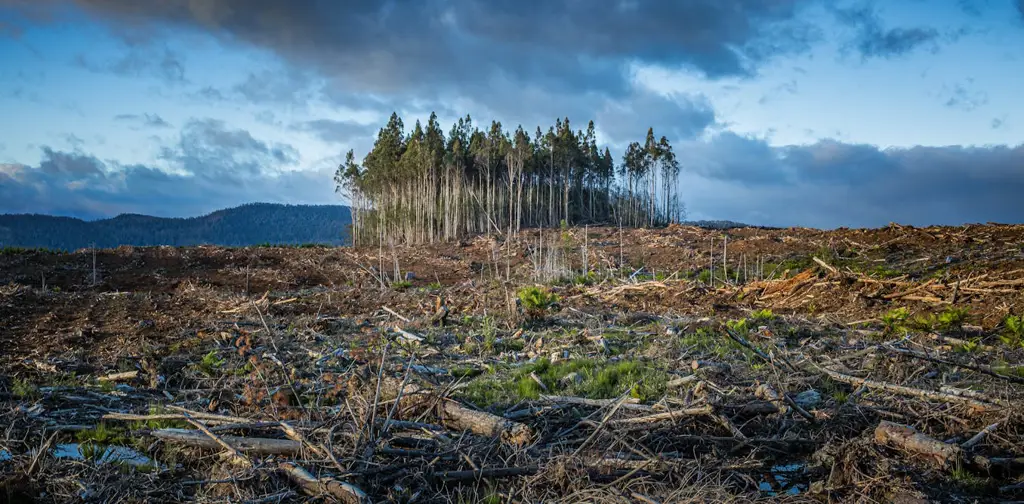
[[336, 112, 685, 245]]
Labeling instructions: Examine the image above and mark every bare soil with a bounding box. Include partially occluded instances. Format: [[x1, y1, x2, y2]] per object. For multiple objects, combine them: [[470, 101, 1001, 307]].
[[1, 223, 1023, 503]]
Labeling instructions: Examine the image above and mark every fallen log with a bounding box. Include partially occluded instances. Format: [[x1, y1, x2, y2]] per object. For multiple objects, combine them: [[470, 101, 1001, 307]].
[[151, 428, 301, 455], [381, 378, 533, 446], [98, 370, 138, 382], [439, 399, 533, 446], [538, 394, 651, 411], [104, 410, 253, 425], [182, 412, 250, 466], [884, 346, 1024, 385], [817, 366, 999, 411], [962, 422, 1000, 450], [280, 462, 369, 504], [431, 466, 539, 481], [874, 421, 962, 469], [605, 405, 713, 425]]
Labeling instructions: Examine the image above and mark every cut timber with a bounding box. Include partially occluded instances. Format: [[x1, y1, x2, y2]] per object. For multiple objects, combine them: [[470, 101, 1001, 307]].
[[97, 370, 138, 382], [884, 346, 1024, 384], [666, 375, 698, 388], [151, 428, 301, 455], [181, 412, 251, 467], [280, 462, 369, 504], [874, 421, 962, 469], [539, 394, 652, 411], [605, 406, 713, 425], [432, 466, 539, 481], [104, 411, 253, 425], [812, 257, 838, 275], [380, 378, 533, 446], [817, 367, 998, 411], [440, 399, 533, 446], [393, 327, 424, 343]]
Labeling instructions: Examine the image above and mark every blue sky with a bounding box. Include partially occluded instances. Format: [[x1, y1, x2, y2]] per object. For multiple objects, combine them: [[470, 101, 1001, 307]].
[[1, 0, 1023, 227]]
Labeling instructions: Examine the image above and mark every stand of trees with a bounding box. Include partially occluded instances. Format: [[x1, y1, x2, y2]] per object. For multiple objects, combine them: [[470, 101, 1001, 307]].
[[335, 112, 683, 246]]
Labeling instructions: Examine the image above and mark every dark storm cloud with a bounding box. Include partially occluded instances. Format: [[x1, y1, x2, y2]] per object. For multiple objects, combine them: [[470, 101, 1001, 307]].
[[677, 134, 1024, 227], [2, 0, 819, 96], [832, 4, 940, 59], [114, 113, 171, 128], [0, 123, 327, 219]]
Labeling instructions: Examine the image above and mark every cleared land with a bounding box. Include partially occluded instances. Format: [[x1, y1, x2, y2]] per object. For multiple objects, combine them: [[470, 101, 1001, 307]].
[[1, 223, 1023, 503]]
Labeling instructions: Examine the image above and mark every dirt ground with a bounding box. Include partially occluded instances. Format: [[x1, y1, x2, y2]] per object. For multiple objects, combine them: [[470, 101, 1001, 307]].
[[1, 223, 1023, 503]]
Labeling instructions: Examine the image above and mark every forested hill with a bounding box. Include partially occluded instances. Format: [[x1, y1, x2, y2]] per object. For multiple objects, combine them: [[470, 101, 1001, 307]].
[[0, 203, 352, 250]]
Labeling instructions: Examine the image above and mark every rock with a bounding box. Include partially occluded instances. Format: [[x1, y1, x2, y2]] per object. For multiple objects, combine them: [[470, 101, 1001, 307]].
[[794, 389, 822, 409], [559, 372, 584, 388]]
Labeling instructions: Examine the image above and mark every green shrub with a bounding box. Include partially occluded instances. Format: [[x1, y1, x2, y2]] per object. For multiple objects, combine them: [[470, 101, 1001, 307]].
[[750, 309, 776, 323], [725, 318, 749, 334], [517, 286, 558, 319], [881, 307, 910, 334], [937, 307, 970, 332], [196, 350, 225, 377], [1000, 315, 1024, 347], [391, 280, 412, 290], [11, 377, 38, 399]]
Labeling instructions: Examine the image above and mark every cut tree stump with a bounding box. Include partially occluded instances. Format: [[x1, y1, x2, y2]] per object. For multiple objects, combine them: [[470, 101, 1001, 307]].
[[874, 421, 962, 469]]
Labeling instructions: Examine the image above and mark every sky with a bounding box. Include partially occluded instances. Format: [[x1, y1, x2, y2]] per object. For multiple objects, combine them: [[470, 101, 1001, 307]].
[[0, 0, 1023, 228]]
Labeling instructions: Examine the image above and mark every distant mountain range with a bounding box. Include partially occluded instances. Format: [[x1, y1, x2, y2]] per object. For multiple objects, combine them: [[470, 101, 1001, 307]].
[[0, 203, 352, 250]]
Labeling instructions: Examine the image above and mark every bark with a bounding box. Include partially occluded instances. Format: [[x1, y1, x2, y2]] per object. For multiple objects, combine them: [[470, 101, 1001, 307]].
[[874, 421, 962, 469], [151, 428, 301, 455], [280, 462, 369, 504]]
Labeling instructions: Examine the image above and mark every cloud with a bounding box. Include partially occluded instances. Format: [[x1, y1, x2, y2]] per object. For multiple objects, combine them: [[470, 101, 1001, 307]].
[[832, 4, 939, 59], [292, 119, 377, 145], [677, 134, 1024, 227], [158, 119, 300, 180], [114, 113, 171, 128], [8, 0, 818, 98], [232, 69, 319, 106], [943, 82, 989, 111], [0, 127, 327, 219], [596, 90, 716, 146], [74, 45, 186, 82]]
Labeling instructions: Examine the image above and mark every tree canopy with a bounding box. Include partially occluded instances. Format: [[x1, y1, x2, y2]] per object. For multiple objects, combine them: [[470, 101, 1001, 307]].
[[335, 112, 683, 246]]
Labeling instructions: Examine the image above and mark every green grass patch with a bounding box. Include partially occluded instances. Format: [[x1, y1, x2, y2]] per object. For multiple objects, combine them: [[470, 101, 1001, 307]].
[[77, 422, 128, 445], [725, 318, 749, 334], [11, 377, 38, 399], [391, 280, 412, 290], [914, 307, 970, 333], [680, 327, 733, 358], [459, 358, 669, 408], [867, 264, 903, 279], [750, 309, 776, 323]]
